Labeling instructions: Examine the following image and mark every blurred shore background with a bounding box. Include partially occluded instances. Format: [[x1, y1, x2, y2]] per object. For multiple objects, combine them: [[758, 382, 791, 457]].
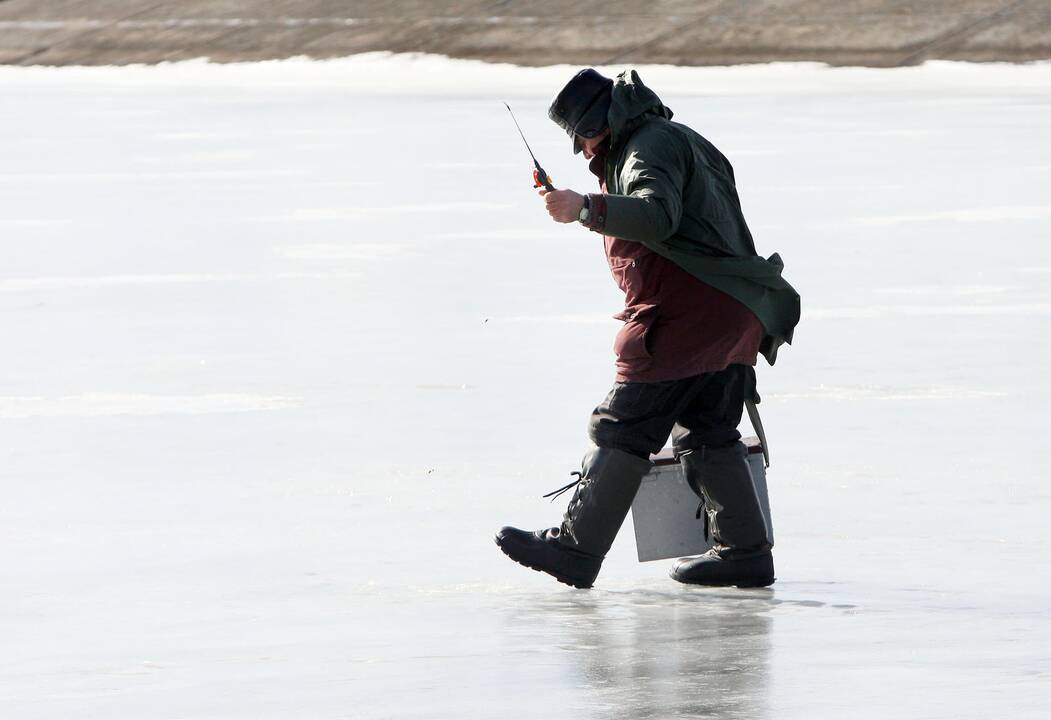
[[1, 0, 1049, 67]]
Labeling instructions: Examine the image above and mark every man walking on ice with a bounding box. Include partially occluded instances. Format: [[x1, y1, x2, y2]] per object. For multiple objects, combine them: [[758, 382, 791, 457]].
[[495, 68, 801, 589]]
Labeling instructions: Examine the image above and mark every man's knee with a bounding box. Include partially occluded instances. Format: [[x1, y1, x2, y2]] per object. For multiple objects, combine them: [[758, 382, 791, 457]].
[[588, 411, 661, 460]]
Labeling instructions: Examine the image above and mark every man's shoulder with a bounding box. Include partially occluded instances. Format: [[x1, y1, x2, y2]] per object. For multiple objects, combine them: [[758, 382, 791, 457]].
[[625, 116, 682, 144], [668, 120, 710, 144], [658, 120, 730, 173], [621, 117, 691, 158]]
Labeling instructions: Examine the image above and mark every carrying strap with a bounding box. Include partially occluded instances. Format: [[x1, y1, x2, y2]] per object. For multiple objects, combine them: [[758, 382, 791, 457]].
[[745, 398, 770, 469], [744, 367, 770, 468]]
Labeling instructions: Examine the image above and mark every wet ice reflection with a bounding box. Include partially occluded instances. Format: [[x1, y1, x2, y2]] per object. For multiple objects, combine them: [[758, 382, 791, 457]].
[[500, 589, 774, 719]]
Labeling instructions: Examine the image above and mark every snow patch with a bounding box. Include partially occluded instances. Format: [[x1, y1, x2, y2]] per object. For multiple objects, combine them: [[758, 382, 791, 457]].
[[3, 54, 1050, 98], [857, 206, 1051, 225], [0, 273, 359, 293], [0, 170, 297, 183], [806, 303, 1051, 319], [768, 385, 1008, 402], [434, 229, 555, 241], [501, 313, 615, 325], [0, 218, 74, 227], [278, 243, 408, 260], [273, 202, 512, 221], [874, 285, 1013, 296], [0, 393, 301, 418]]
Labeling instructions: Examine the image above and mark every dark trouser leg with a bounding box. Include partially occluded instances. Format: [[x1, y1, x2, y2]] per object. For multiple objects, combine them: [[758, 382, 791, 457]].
[[672, 365, 771, 557], [664, 366, 774, 586], [558, 378, 706, 557], [589, 379, 700, 458]]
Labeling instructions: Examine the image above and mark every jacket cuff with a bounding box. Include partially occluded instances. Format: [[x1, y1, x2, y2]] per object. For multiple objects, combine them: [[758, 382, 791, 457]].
[[583, 193, 607, 233]]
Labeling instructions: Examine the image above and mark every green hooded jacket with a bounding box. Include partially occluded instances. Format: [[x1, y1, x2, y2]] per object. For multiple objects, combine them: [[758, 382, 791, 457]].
[[600, 70, 800, 365]]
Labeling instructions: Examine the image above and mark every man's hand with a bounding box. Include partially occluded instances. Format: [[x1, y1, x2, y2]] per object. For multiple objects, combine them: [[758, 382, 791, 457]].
[[540, 188, 585, 224]]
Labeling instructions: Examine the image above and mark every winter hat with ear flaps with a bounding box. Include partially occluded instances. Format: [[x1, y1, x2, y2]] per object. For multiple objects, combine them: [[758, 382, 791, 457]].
[[548, 68, 613, 154]]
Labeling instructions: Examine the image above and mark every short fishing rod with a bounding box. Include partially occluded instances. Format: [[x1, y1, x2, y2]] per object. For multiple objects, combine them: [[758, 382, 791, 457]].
[[503, 102, 556, 192]]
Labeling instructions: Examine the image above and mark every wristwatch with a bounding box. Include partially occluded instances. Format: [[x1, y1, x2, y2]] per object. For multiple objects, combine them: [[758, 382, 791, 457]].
[[578, 195, 591, 225]]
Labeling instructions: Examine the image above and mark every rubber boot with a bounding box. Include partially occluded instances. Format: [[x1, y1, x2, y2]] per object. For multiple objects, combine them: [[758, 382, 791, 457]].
[[670, 441, 775, 587], [496, 447, 651, 589]]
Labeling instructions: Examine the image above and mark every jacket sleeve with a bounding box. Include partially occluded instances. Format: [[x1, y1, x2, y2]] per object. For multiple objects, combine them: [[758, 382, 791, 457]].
[[601, 130, 688, 246]]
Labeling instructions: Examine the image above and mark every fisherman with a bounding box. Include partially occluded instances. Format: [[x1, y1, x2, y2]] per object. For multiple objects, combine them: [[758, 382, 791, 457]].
[[495, 68, 800, 589]]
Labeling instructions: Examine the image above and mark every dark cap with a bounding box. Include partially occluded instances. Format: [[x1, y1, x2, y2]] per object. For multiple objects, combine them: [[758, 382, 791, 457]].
[[548, 68, 613, 154]]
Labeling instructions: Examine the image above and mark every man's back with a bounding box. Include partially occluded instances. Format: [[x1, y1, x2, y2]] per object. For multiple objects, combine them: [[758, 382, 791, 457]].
[[606, 112, 759, 259]]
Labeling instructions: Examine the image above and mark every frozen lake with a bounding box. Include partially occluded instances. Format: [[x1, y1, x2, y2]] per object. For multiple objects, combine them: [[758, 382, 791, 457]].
[[1, 55, 1049, 718]]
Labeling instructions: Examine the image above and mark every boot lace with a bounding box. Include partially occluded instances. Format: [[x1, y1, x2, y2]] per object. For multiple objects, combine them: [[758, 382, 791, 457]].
[[542, 470, 583, 502], [542, 470, 588, 546]]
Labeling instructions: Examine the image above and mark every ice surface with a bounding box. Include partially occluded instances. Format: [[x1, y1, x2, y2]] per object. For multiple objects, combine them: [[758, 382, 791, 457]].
[[1, 54, 1050, 718]]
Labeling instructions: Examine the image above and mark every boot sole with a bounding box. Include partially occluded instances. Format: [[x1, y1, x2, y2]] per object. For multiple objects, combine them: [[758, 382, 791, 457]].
[[670, 569, 776, 589], [494, 534, 593, 589]]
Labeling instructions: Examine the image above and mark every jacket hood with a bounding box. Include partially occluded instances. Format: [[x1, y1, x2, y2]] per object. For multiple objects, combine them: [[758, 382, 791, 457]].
[[608, 70, 673, 148]]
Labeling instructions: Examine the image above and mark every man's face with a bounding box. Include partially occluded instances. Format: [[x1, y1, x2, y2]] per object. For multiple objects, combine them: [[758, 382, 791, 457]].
[[576, 128, 610, 159]]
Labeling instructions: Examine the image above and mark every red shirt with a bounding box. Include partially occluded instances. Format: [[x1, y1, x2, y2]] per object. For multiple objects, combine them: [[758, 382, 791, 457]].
[[589, 154, 762, 383]]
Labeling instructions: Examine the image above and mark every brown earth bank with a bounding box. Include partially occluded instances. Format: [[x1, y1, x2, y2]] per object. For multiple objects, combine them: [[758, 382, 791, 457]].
[[0, 0, 1049, 67]]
